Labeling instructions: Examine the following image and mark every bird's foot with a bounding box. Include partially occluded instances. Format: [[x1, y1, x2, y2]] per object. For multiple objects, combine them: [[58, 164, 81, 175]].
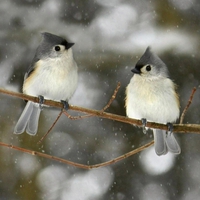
[[61, 100, 69, 111], [141, 118, 147, 134], [38, 95, 45, 110], [167, 122, 173, 136]]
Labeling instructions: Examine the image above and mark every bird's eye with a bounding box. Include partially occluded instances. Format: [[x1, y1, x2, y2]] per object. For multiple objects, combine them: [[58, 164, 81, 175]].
[[146, 65, 151, 71], [55, 46, 61, 51]]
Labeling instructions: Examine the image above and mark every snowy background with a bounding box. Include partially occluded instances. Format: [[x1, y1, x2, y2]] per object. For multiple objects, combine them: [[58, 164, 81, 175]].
[[0, 0, 200, 199]]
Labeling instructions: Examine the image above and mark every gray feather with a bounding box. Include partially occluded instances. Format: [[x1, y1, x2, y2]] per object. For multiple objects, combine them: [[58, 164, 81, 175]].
[[153, 129, 181, 156], [14, 101, 33, 134], [165, 131, 181, 154], [153, 129, 168, 156], [34, 32, 69, 61], [26, 104, 41, 135]]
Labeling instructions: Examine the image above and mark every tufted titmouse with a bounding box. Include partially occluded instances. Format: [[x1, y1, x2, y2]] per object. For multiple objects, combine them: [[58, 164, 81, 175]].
[[125, 47, 181, 156], [14, 32, 78, 135]]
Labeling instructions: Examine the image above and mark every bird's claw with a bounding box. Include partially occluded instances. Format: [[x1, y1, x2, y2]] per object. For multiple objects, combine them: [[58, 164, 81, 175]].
[[38, 95, 45, 110], [141, 118, 147, 134], [167, 122, 173, 136], [61, 100, 69, 111]]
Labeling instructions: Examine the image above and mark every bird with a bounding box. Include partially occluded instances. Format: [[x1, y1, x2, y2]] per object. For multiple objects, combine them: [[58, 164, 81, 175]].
[[125, 47, 181, 156], [14, 32, 78, 135]]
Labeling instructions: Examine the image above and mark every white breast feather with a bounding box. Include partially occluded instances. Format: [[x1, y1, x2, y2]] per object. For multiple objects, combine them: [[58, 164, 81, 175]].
[[126, 75, 179, 123], [23, 50, 78, 101]]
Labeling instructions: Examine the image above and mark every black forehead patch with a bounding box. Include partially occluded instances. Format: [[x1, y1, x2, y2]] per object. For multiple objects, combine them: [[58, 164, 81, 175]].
[[135, 64, 144, 72], [61, 40, 68, 46]]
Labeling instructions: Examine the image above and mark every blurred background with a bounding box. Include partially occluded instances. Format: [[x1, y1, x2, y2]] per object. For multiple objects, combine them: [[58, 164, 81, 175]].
[[0, 0, 200, 199]]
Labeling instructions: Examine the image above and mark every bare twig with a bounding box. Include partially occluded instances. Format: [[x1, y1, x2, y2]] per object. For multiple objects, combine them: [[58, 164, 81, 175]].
[[90, 140, 154, 168], [180, 87, 197, 124], [0, 140, 154, 169], [37, 110, 63, 144], [101, 82, 121, 112], [0, 88, 200, 133]]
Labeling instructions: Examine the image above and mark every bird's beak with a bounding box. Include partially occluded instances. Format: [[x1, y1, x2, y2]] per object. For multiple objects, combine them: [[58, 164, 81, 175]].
[[131, 68, 141, 74], [65, 42, 75, 49]]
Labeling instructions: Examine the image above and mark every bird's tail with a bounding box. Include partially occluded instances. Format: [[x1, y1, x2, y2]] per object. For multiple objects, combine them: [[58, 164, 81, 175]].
[[14, 101, 34, 134], [26, 103, 41, 135], [153, 129, 181, 156], [165, 131, 181, 154], [14, 101, 41, 135]]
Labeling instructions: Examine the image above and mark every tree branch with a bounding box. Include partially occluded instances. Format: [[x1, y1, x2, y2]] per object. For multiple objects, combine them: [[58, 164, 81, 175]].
[[0, 140, 154, 169], [0, 86, 199, 168], [0, 88, 200, 133]]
